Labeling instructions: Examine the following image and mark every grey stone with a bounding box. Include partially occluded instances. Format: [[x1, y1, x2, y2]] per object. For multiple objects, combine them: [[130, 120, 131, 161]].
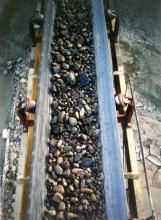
[[12, 166, 17, 172], [53, 65, 60, 74], [62, 178, 68, 187], [79, 73, 89, 87], [71, 127, 78, 134], [81, 179, 86, 188], [77, 43, 82, 48], [78, 205, 83, 212], [50, 138, 57, 146], [69, 117, 77, 127], [73, 62, 81, 71], [63, 168, 71, 178], [80, 99, 86, 105], [80, 134, 87, 141], [82, 157, 93, 168], [46, 210, 56, 217], [62, 63, 70, 70], [52, 116, 57, 124], [58, 38, 64, 46], [63, 49, 71, 56], [7, 60, 12, 66], [7, 65, 12, 70], [71, 197, 78, 203], [80, 46, 88, 52], [52, 124, 63, 135], [74, 179, 79, 189], [57, 140, 63, 148], [84, 104, 91, 113], [79, 108, 85, 119], [60, 30, 69, 37], [52, 171, 58, 179], [87, 145, 96, 154], [17, 57, 23, 63], [75, 146, 82, 153], [62, 160, 70, 169], [52, 101, 58, 110], [66, 71, 76, 86], [59, 201, 66, 211], [56, 211, 65, 219], [69, 184, 74, 192], [54, 165, 63, 175], [64, 145, 73, 153], [57, 78, 65, 87], [74, 153, 82, 162]]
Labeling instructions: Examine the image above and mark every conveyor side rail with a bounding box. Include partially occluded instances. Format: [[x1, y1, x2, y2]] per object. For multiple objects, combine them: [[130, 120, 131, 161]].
[[92, 0, 128, 219]]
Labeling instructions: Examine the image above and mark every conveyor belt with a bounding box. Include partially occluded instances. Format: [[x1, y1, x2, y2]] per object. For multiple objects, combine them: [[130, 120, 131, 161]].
[[27, 0, 128, 219]]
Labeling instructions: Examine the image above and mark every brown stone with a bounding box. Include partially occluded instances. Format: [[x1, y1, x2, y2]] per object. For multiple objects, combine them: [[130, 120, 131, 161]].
[[72, 168, 84, 174], [57, 157, 63, 164], [63, 168, 71, 177], [91, 193, 97, 202], [53, 185, 64, 194], [52, 192, 63, 203], [48, 166, 52, 173], [81, 187, 93, 194], [54, 149, 61, 158], [58, 111, 66, 123], [57, 55, 65, 63]]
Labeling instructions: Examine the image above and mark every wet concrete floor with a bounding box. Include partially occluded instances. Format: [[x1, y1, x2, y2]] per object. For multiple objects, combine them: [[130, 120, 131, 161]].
[[110, 0, 161, 218], [0, 0, 35, 176]]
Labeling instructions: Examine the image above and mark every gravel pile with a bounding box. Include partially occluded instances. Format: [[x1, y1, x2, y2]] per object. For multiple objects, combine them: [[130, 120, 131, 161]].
[[44, 0, 105, 219], [2, 56, 29, 220]]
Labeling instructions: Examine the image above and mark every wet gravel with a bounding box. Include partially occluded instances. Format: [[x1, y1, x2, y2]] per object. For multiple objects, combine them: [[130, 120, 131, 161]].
[[44, 0, 105, 219]]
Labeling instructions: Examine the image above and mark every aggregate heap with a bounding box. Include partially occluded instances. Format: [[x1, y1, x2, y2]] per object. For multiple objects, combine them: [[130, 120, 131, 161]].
[[44, 0, 105, 219]]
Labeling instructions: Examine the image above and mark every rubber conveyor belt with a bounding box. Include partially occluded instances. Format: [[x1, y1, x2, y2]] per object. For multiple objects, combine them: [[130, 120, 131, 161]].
[[27, 0, 128, 219]]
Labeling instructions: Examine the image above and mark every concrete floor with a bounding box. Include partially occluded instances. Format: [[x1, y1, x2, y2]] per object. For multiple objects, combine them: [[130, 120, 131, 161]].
[[0, 74, 12, 173], [0, 0, 35, 175]]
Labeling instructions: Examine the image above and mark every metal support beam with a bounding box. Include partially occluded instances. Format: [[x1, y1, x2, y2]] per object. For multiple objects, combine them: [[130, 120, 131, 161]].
[[92, 0, 128, 219]]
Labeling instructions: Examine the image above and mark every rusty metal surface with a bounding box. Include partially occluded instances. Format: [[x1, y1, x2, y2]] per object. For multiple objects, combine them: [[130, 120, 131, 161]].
[[92, 0, 128, 219], [27, 1, 55, 219]]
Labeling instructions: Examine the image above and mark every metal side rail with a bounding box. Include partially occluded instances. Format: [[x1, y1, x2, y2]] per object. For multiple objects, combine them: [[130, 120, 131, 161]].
[[92, 0, 128, 219], [27, 1, 55, 219]]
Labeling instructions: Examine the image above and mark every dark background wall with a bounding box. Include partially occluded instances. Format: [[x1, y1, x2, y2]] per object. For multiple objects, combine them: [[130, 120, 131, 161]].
[[0, 0, 36, 63]]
